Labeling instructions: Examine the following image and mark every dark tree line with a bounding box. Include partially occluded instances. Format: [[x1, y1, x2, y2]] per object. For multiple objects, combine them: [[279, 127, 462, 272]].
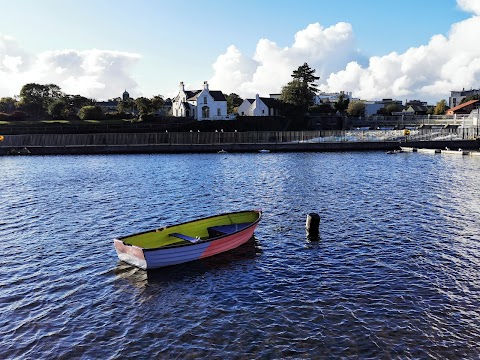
[[0, 83, 165, 121]]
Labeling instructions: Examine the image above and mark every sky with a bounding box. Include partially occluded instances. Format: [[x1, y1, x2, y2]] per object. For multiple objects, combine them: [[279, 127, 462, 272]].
[[0, 0, 479, 105]]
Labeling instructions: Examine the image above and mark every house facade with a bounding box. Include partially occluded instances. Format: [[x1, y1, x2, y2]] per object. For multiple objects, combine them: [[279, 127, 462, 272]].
[[172, 81, 228, 120], [237, 94, 281, 116]]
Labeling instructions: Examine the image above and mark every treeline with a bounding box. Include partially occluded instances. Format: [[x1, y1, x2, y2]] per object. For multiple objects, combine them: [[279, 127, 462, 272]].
[[0, 83, 166, 121]]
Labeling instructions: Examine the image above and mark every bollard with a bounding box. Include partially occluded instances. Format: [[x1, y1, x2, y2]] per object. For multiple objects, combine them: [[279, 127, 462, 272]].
[[306, 213, 320, 239]]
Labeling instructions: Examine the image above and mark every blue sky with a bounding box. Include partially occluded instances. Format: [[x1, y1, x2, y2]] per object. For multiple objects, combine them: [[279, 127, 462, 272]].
[[0, 0, 478, 104]]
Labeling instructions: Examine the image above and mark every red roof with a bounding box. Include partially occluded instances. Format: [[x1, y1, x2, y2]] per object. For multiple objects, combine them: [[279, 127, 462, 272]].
[[449, 99, 479, 112]]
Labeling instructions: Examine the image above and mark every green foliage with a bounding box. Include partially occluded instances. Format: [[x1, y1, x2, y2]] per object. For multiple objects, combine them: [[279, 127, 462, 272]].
[[134, 97, 153, 117], [309, 103, 334, 114], [433, 99, 447, 115], [292, 62, 319, 94], [78, 105, 105, 120], [64, 95, 95, 110], [280, 63, 319, 111], [0, 97, 17, 113], [460, 95, 480, 104], [19, 83, 64, 119], [226, 93, 243, 114], [347, 100, 366, 117], [118, 98, 134, 114], [48, 99, 68, 119], [151, 95, 165, 112], [382, 103, 401, 115], [334, 93, 349, 113]]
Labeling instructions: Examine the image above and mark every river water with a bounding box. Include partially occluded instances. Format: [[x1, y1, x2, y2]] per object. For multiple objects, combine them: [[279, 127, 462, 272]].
[[1, 152, 480, 359]]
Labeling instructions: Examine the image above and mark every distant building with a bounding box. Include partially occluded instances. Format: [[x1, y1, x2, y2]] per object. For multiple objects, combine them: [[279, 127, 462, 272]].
[[237, 94, 282, 116], [96, 90, 130, 113], [363, 99, 402, 116], [449, 88, 480, 108], [96, 99, 120, 113], [171, 81, 229, 120], [405, 100, 429, 115], [314, 91, 353, 105]]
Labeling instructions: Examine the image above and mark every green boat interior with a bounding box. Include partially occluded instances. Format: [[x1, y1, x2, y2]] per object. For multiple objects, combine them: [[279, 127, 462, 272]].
[[119, 211, 260, 249]]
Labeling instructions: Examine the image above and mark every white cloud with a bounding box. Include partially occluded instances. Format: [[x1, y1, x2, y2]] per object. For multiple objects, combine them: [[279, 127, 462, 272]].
[[209, 22, 361, 98], [210, 0, 480, 104], [321, 8, 480, 103], [0, 36, 141, 100], [457, 0, 480, 15]]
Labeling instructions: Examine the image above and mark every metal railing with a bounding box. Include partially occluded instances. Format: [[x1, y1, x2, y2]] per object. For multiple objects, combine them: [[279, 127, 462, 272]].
[[1, 128, 478, 148]]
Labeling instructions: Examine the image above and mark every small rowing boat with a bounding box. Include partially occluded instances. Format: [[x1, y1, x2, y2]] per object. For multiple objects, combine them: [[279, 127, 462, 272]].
[[114, 210, 262, 269]]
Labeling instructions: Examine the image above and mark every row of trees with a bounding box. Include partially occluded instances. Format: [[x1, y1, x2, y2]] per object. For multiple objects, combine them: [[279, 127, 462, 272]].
[[0, 83, 166, 121]]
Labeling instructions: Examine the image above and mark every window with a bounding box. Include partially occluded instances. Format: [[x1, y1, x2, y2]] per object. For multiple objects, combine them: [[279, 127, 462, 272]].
[[202, 106, 209, 119], [217, 108, 221, 116], [204, 96, 207, 104]]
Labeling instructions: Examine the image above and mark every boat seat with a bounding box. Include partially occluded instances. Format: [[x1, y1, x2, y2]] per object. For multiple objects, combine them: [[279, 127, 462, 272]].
[[207, 223, 251, 237], [169, 233, 201, 243]]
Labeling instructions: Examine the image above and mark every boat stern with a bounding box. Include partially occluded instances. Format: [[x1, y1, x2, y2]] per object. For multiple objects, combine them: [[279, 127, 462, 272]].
[[114, 239, 147, 270]]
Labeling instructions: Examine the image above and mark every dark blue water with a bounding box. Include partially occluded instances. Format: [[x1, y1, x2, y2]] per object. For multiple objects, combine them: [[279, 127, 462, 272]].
[[1, 152, 480, 359]]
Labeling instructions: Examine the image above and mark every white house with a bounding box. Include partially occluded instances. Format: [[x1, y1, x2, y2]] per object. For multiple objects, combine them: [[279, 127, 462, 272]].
[[237, 94, 281, 116], [172, 81, 228, 120]]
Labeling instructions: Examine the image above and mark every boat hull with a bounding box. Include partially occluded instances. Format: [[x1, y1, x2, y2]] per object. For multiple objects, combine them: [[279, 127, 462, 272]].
[[114, 210, 261, 270]]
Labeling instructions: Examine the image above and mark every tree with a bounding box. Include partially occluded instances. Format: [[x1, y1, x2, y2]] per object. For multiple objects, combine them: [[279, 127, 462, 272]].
[[151, 95, 165, 113], [118, 98, 134, 114], [309, 103, 334, 114], [226, 93, 243, 114], [134, 97, 153, 117], [460, 94, 480, 104], [433, 99, 447, 115], [18, 83, 64, 119], [292, 62, 320, 94], [0, 97, 17, 113], [48, 99, 68, 119], [382, 103, 401, 115], [334, 93, 350, 113], [64, 95, 95, 110], [280, 63, 319, 112], [78, 105, 104, 120], [347, 100, 366, 117]]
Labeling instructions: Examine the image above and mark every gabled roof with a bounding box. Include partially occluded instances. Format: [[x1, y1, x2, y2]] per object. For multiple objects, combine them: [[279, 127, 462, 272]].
[[449, 99, 479, 112], [408, 105, 428, 112], [259, 97, 282, 109], [185, 89, 226, 102], [209, 90, 227, 101], [186, 90, 201, 101]]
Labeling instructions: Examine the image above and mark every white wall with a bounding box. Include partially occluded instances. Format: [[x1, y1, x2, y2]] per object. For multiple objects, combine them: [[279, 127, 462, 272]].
[[194, 89, 227, 120], [252, 95, 269, 116], [237, 99, 253, 116]]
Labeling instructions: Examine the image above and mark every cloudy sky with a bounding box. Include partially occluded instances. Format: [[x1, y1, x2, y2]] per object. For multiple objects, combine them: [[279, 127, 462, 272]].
[[0, 0, 478, 104]]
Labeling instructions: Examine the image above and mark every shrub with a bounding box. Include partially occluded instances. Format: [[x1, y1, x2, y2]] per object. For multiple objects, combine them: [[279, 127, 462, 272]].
[[78, 106, 105, 120]]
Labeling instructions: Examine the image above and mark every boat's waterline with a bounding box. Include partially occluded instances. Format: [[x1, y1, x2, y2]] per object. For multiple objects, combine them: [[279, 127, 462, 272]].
[[114, 210, 262, 269]]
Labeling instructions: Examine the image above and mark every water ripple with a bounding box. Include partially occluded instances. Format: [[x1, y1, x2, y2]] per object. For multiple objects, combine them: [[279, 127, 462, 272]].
[[1, 153, 480, 358]]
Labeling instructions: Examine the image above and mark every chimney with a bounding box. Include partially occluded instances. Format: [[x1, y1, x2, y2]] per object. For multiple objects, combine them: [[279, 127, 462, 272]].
[[203, 81, 209, 90], [179, 81, 185, 91]]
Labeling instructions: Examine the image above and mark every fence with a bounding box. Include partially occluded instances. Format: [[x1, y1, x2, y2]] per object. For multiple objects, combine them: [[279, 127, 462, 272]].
[[1, 128, 478, 148]]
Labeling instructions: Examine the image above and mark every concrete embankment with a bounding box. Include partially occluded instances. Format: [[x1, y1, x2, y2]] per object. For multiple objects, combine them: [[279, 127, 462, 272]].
[[0, 132, 479, 155]]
